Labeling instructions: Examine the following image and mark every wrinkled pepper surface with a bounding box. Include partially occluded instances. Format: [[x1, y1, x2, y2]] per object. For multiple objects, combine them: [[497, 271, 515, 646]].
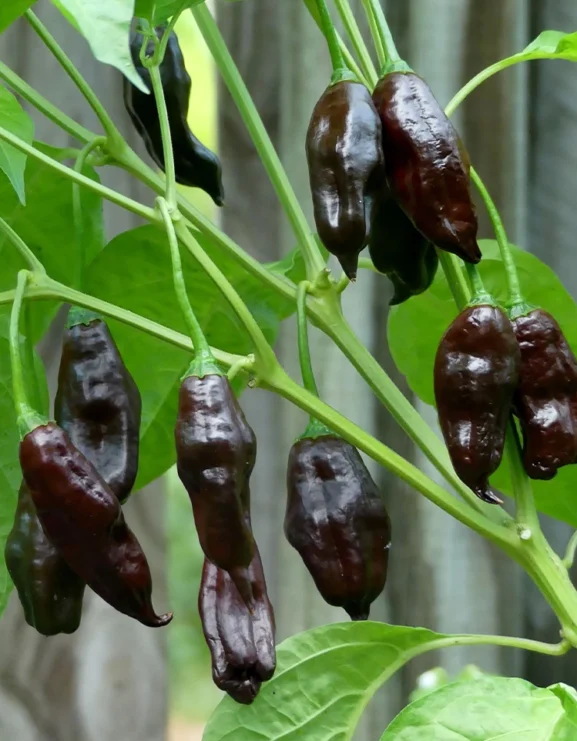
[[175, 374, 256, 606], [368, 187, 438, 304], [5, 482, 85, 636], [124, 25, 224, 206], [285, 434, 391, 620], [372, 71, 480, 264], [434, 304, 520, 502], [20, 422, 171, 628], [55, 316, 142, 504], [513, 308, 577, 479], [306, 80, 384, 280]]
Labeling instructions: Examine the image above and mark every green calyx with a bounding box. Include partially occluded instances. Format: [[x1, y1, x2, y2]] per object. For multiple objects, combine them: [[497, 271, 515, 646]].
[[508, 300, 537, 321], [183, 351, 223, 380], [330, 68, 358, 85], [66, 306, 101, 328], [381, 59, 412, 76], [298, 417, 333, 441], [17, 406, 49, 440]]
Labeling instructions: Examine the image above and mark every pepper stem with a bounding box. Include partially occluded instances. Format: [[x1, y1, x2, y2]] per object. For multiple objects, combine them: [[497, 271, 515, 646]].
[[465, 263, 493, 306], [314, 0, 356, 83], [364, 0, 410, 74], [157, 198, 220, 378], [297, 282, 320, 398], [10, 271, 47, 437]]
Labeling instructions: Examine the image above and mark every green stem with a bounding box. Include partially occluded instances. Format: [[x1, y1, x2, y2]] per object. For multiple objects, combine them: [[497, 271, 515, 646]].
[[297, 282, 319, 397], [157, 1, 190, 61], [470, 167, 524, 308], [438, 251, 470, 310], [0, 127, 159, 222], [360, 0, 386, 68], [333, 0, 378, 85], [505, 424, 539, 531], [366, 0, 402, 67], [73, 138, 106, 291], [0, 276, 242, 369], [157, 198, 212, 360], [314, 0, 350, 80], [23, 298, 42, 414], [175, 221, 278, 377], [147, 59, 177, 210], [0, 61, 93, 144], [25, 10, 124, 148], [465, 262, 492, 304], [227, 356, 254, 383], [192, 4, 325, 281], [0, 217, 45, 274], [563, 532, 577, 570]]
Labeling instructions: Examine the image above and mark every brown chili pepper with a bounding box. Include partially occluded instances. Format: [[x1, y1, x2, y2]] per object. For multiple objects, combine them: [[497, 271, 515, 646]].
[[434, 304, 520, 502], [285, 433, 391, 620], [306, 80, 384, 280], [175, 374, 256, 606], [20, 422, 171, 628], [512, 308, 577, 479], [55, 314, 142, 504], [372, 72, 480, 264], [5, 482, 85, 636]]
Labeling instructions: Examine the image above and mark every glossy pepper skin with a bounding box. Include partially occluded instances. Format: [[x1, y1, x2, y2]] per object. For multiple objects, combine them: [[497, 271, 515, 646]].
[[5, 482, 85, 636], [434, 305, 520, 502], [512, 309, 577, 479], [368, 188, 438, 305], [285, 435, 391, 620], [372, 72, 481, 264], [175, 374, 256, 605], [306, 80, 384, 280], [55, 318, 141, 504], [124, 26, 224, 206], [20, 423, 172, 628]]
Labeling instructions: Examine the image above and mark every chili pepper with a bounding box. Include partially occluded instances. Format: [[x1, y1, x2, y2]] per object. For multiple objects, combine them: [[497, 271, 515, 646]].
[[434, 304, 520, 503], [5, 482, 85, 636], [368, 187, 438, 305], [20, 422, 171, 628], [55, 315, 141, 504], [285, 433, 391, 620], [124, 25, 225, 206], [175, 373, 256, 605], [306, 80, 384, 280], [512, 308, 577, 479], [372, 72, 480, 264]]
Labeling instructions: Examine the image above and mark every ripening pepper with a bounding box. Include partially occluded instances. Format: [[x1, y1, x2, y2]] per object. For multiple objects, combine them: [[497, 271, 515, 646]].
[[175, 374, 256, 606], [512, 308, 577, 479], [434, 304, 520, 502], [285, 433, 391, 620], [5, 482, 85, 636], [55, 314, 142, 504], [124, 25, 224, 206], [20, 422, 171, 628], [372, 71, 481, 264], [368, 187, 438, 305], [306, 80, 384, 280]]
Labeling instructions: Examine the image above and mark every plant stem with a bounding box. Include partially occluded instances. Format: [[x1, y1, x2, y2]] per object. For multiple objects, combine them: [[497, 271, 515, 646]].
[[297, 282, 320, 397], [192, 3, 325, 282], [148, 60, 177, 210], [333, 0, 378, 85], [157, 1, 190, 61], [0, 217, 45, 274], [0, 127, 159, 222], [359, 0, 386, 69], [175, 221, 278, 377], [563, 532, 577, 570], [438, 251, 470, 309], [264, 364, 516, 549], [314, 0, 350, 79], [73, 138, 106, 291], [10, 271, 45, 436], [505, 424, 539, 531], [157, 198, 212, 358], [25, 10, 124, 148], [465, 262, 492, 304], [365, 0, 402, 66], [470, 167, 524, 308], [0, 277, 242, 369], [0, 61, 93, 144]]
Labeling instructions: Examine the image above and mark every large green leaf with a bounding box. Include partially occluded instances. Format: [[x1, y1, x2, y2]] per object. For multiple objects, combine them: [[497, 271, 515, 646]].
[[203, 622, 456, 741], [134, 0, 206, 25], [84, 224, 296, 489], [387, 240, 577, 528], [0, 0, 36, 34], [522, 30, 577, 59], [380, 677, 577, 740], [0, 86, 34, 204]]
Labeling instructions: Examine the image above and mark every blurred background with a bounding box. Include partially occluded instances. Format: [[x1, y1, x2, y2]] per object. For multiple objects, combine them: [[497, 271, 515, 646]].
[[1, 1, 577, 740]]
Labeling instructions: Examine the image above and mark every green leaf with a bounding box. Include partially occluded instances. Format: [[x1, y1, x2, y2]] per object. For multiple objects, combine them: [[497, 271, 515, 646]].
[[521, 30, 577, 60], [0, 0, 36, 33], [134, 0, 205, 25], [50, 0, 147, 92], [266, 246, 307, 285], [0, 86, 34, 204], [84, 224, 295, 489], [203, 622, 452, 741], [380, 677, 577, 740], [387, 239, 577, 528]]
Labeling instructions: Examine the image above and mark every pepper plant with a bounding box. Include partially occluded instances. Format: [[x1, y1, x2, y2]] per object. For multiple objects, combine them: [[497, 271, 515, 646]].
[[2, 0, 577, 738]]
